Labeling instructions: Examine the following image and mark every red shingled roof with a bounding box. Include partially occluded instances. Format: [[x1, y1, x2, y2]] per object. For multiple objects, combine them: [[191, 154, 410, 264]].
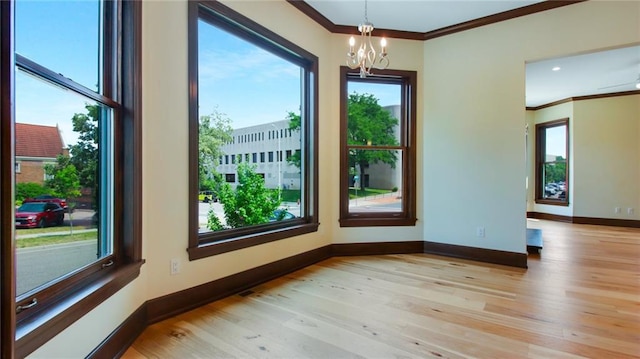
[[16, 123, 65, 158]]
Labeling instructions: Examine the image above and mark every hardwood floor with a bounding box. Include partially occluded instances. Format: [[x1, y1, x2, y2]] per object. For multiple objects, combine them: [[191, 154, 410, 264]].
[[123, 220, 640, 358]]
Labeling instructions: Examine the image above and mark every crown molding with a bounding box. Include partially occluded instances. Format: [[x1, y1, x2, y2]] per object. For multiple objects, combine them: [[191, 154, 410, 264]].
[[526, 90, 640, 111], [286, 0, 587, 41]]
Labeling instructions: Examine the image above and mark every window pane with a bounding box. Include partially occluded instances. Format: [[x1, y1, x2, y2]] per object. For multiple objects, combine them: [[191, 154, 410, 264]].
[[197, 18, 302, 233], [16, 0, 102, 93], [348, 149, 403, 213], [347, 82, 401, 146], [542, 163, 567, 200], [15, 69, 113, 296], [545, 125, 567, 161]]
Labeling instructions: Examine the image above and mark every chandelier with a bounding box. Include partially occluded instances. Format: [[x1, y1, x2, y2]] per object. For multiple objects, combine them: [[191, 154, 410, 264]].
[[346, 0, 389, 78]]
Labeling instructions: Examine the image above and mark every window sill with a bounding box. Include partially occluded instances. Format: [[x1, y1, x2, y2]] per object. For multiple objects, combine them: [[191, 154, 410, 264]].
[[339, 216, 417, 227], [15, 260, 144, 358], [188, 222, 320, 260], [535, 199, 569, 207]]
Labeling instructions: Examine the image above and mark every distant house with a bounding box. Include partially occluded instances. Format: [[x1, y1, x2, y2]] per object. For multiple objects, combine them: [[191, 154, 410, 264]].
[[15, 123, 68, 185]]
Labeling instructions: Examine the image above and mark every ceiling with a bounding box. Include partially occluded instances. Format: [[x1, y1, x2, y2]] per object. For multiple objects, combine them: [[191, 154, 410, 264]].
[[297, 1, 640, 107]]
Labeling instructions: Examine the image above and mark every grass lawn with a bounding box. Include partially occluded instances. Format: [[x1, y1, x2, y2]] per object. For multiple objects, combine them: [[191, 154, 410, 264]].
[[280, 189, 301, 203], [16, 230, 98, 248], [348, 188, 393, 199], [16, 225, 94, 236]]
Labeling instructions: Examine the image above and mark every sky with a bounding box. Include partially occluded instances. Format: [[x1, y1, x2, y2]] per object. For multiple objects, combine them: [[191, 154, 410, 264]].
[[15, 0, 100, 147]]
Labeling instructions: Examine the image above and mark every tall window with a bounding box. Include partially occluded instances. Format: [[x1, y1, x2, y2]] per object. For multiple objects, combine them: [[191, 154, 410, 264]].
[[535, 118, 569, 205], [1, 0, 142, 356], [188, 1, 318, 259], [339, 67, 417, 227]]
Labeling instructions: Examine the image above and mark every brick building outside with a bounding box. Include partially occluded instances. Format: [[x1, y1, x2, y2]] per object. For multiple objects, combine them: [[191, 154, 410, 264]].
[[15, 123, 68, 185]]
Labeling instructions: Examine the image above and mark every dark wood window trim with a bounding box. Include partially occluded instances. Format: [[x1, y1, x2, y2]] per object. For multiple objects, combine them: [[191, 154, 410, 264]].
[[188, 1, 319, 260], [1, 1, 17, 357], [535, 118, 569, 206], [339, 67, 417, 227], [1, 1, 143, 357]]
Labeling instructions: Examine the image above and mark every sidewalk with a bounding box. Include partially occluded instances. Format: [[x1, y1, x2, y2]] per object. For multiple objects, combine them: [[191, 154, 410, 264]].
[[349, 191, 400, 207], [16, 228, 97, 240]]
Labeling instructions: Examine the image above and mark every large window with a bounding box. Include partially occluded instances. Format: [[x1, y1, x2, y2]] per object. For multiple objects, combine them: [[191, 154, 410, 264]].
[[1, 1, 141, 356], [535, 118, 569, 205], [188, 1, 318, 259], [339, 67, 417, 226]]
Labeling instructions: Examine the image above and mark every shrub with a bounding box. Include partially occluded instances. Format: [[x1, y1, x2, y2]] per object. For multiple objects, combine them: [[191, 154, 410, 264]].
[[16, 182, 49, 202]]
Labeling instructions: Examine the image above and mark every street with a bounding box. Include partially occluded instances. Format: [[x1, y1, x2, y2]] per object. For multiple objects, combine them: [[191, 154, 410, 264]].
[[16, 240, 98, 296], [16, 209, 98, 296]]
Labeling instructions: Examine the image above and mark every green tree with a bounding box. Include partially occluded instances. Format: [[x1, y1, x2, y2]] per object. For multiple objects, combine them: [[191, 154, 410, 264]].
[[69, 104, 98, 192], [68, 104, 100, 213], [208, 162, 281, 230], [286, 111, 301, 168], [347, 92, 399, 190], [544, 156, 567, 184], [44, 154, 81, 233], [199, 110, 233, 191]]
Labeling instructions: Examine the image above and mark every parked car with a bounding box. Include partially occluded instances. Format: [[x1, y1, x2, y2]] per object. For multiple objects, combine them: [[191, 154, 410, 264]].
[[269, 209, 295, 222], [544, 184, 557, 195], [15, 202, 65, 229], [23, 195, 70, 212], [198, 191, 217, 203]]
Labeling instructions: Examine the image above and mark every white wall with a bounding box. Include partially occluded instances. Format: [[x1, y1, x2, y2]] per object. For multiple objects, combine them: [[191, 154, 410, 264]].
[[422, 1, 640, 254], [29, 0, 640, 356]]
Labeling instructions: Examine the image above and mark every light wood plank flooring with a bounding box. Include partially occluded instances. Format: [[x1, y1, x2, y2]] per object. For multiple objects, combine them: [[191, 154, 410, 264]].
[[123, 220, 640, 358]]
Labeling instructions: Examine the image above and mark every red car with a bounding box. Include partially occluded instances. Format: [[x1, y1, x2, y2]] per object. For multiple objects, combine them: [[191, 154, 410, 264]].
[[23, 195, 70, 212], [15, 202, 65, 229]]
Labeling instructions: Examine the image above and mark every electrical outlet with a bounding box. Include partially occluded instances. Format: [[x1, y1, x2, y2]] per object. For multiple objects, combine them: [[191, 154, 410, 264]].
[[170, 258, 180, 275], [476, 227, 485, 238], [628, 208, 635, 215], [615, 207, 621, 214]]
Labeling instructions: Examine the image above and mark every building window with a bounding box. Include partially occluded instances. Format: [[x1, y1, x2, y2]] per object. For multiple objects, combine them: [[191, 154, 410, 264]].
[[339, 67, 417, 227], [252, 152, 257, 163], [5, 1, 142, 355], [225, 173, 236, 183], [260, 152, 265, 163], [225, 155, 229, 164], [286, 150, 292, 160], [268, 151, 274, 162], [188, 1, 318, 259], [535, 118, 569, 205]]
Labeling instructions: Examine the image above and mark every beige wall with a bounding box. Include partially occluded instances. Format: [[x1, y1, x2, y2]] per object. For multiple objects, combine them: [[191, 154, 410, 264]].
[[30, 0, 640, 356], [573, 95, 640, 220], [526, 94, 640, 221]]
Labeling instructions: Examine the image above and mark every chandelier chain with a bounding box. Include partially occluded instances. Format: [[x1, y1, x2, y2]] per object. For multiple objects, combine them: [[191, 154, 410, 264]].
[[364, 0, 368, 23]]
